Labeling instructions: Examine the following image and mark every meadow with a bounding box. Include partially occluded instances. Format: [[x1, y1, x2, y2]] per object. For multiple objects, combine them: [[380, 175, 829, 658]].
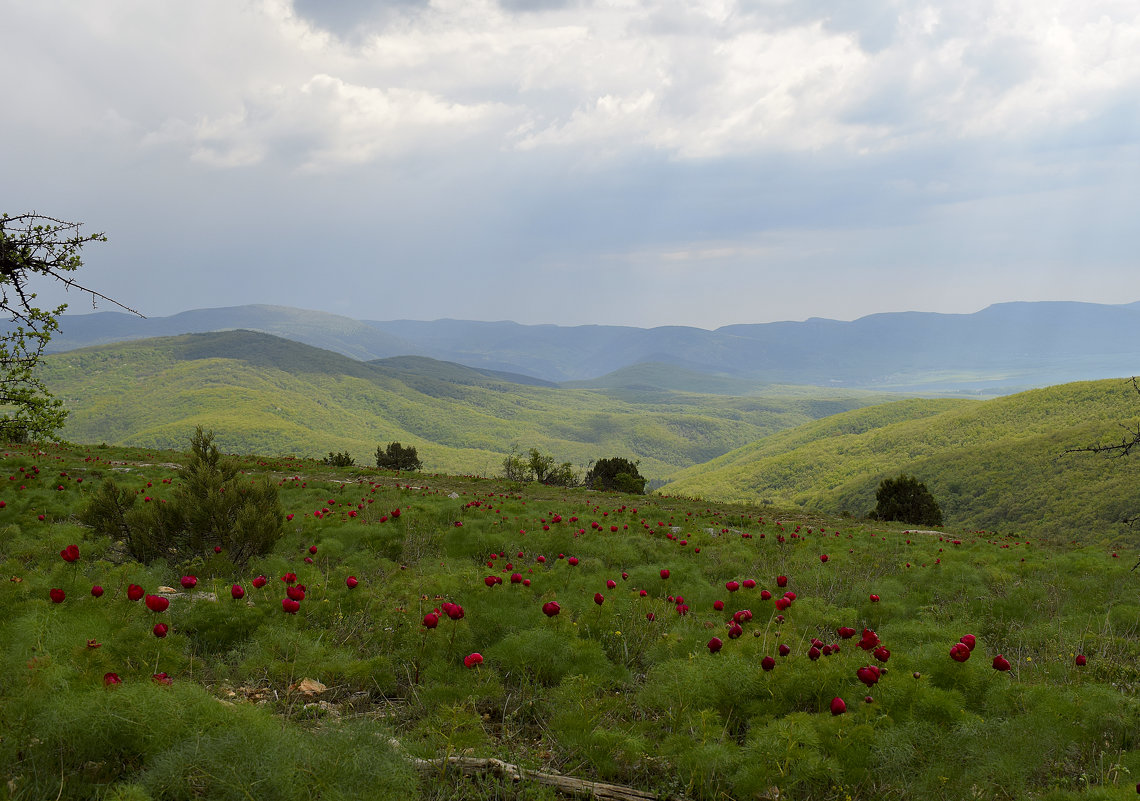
[[2, 439, 1138, 800]]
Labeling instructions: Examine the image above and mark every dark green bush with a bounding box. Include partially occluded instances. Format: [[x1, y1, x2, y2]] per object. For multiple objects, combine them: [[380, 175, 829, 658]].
[[584, 457, 646, 494], [376, 441, 422, 471], [80, 427, 284, 567], [869, 474, 943, 526], [322, 450, 355, 467]]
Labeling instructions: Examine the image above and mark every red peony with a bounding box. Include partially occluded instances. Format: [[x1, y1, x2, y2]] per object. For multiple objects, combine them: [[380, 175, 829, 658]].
[[542, 601, 561, 617], [49, 588, 65, 603], [145, 594, 170, 613], [60, 544, 80, 563], [127, 584, 144, 601], [231, 584, 245, 600], [153, 622, 169, 638], [180, 575, 197, 590]]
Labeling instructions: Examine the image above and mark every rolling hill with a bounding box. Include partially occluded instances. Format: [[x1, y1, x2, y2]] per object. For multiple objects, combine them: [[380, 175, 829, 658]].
[[659, 378, 1140, 539], [39, 330, 893, 479]]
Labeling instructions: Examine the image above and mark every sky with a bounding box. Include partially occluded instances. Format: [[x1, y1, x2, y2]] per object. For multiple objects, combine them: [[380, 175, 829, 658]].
[[4, 0, 1140, 329]]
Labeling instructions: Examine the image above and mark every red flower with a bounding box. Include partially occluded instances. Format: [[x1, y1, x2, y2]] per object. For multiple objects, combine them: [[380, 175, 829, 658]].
[[127, 584, 145, 601], [774, 597, 790, 611], [511, 573, 523, 584], [463, 652, 483, 668], [309, 545, 318, 554], [857, 665, 881, 687], [837, 626, 856, 639], [761, 656, 776, 671], [725, 580, 740, 592], [869, 594, 880, 602], [542, 601, 561, 617], [103, 672, 122, 687], [390, 508, 401, 518], [443, 602, 465, 620], [992, 654, 1011, 671], [287, 586, 305, 601], [742, 579, 756, 589], [152, 672, 173, 685], [713, 600, 725, 611], [282, 598, 301, 614], [959, 634, 976, 652], [91, 585, 104, 597], [346, 576, 359, 589], [950, 642, 971, 662], [423, 612, 439, 629], [49, 588, 65, 603], [213, 546, 222, 553], [231, 584, 245, 600], [180, 575, 197, 590], [857, 629, 880, 651], [282, 573, 298, 585], [708, 637, 723, 653], [733, 609, 752, 624], [484, 576, 499, 588], [594, 593, 605, 605], [568, 557, 579, 566], [830, 697, 847, 716], [776, 575, 788, 587], [727, 623, 743, 639], [252, 576, 268, 589], [872, 646, 891, 663], [1075, 654, 1087, 666], [606, 579, 616, 589], [645, 612, 656, 621], [760, 589, 772, 601], [660, 568, 670, 579], [60, 544, 80, 563], [778, 643, 791, 657], [153, 622, 169, 638], [819, 554, 829, 563], [145, 594, 170, 613]]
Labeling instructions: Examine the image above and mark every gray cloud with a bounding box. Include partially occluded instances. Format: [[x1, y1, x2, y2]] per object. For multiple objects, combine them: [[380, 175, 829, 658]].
[[4, 0, 1140, 329]]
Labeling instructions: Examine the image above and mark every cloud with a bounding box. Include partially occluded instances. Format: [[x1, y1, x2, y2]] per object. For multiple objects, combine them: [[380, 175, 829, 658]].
[[5, 0, 1140, 328]]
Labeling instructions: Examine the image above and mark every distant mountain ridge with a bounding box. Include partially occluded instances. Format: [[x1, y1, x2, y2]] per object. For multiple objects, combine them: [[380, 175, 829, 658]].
[[48, 300, 1140, 393]]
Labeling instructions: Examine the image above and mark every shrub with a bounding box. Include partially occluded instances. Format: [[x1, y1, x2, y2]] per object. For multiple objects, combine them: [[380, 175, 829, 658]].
[[80, 427, 284, 567], [322, 450, 355, 467], [869, 474, 943, 526], [375, 441, 422, 472], [584, 457, 646, 494]]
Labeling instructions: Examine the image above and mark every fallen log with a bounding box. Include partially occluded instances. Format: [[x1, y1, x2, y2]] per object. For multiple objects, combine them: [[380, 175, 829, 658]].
[[408, 754, 690, 801]]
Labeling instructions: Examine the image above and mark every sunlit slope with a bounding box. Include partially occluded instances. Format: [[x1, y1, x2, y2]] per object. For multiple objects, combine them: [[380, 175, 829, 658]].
[[660, 379, 1140, 538], [40, 331, 890, 478]]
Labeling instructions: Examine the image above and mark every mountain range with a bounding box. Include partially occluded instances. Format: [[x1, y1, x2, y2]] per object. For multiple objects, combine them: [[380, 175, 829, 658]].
[[49, 300, 1140, 393]]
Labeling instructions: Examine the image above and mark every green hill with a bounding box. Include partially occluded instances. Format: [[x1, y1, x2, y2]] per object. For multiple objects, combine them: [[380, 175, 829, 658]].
[[39, 331, 890, 479], [659, 379, 1140, 539]]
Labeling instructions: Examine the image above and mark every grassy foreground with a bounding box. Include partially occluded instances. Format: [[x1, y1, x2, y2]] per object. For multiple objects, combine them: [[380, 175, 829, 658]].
[[1, 441, 1138, 800]]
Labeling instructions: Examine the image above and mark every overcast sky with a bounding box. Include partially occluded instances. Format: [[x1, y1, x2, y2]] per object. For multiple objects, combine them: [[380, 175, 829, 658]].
[[4, 0, 1139, 328]]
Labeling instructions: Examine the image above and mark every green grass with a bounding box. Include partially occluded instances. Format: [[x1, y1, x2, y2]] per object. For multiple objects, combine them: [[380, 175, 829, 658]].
[[1, 439, 1138, 800]]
